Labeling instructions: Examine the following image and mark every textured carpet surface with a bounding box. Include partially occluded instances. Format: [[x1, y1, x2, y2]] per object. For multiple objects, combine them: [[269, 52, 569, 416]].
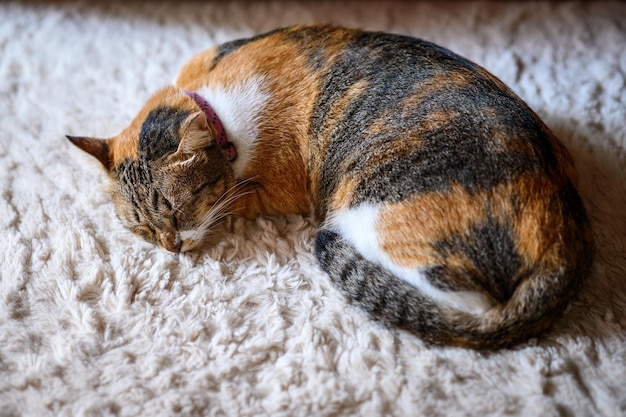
[[1, 1, 625, 416]]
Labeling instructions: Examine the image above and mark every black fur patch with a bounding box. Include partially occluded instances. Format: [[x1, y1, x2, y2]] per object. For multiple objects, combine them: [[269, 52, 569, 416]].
[[429, 214, 523, 303], [350, 99, 552, 204], [211, 28, 288, 70], [139, 106, 190, 164], [283, 26, 338, 70]]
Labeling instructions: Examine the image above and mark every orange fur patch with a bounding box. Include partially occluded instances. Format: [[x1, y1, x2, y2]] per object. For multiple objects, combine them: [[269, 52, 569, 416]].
[[377, 183, 488, 268], [378, 173, 573, 275], [510, 175, 564, 270]]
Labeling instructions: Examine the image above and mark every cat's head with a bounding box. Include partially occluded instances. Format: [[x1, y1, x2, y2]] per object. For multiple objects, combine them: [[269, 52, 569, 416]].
[[67, 87, 235, 253]]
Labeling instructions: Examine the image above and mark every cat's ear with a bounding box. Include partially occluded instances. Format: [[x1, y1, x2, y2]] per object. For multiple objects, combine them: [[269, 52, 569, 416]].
[[177, 111, 216, 153], [66, 135, 112, 170]]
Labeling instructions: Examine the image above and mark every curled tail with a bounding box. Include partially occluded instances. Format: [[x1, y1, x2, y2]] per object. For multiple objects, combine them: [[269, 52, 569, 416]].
[[315, 229, 591, 350]]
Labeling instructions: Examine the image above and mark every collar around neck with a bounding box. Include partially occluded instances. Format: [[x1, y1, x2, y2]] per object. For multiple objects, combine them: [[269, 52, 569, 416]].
[[184, 90, 237, 162]]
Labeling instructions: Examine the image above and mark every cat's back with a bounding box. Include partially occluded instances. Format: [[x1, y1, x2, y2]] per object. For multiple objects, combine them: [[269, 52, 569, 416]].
[[176, 25, 505, 106], [177, 25, 497, 94], [176, 26, 584, 222], [177, 25, 581, 205]]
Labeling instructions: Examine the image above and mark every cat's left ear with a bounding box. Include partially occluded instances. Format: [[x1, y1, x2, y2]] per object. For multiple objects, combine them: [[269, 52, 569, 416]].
[[66, 135, 112, 170], [177, 111, 216, 154]]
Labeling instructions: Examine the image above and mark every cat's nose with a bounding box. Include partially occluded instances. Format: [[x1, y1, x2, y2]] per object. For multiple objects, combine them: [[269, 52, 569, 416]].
[[160, 231, 181, 253]]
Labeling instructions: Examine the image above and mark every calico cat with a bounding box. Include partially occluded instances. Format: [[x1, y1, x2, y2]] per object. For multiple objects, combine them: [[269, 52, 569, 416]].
[[67, 25, 593, 349]]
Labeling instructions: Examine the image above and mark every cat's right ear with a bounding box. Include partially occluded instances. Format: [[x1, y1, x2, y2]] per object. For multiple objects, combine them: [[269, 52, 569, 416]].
[[66, 135, 112, 170], [177, 111, 216, 154]]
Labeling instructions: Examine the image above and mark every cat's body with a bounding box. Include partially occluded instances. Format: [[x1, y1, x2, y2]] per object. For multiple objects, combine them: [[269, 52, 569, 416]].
[[68, 26, 593, 349]]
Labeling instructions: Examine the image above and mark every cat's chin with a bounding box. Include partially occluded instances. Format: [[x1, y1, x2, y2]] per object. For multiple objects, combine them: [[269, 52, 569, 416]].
[[178, 237, 217, 253], [177, 224, 229, 253], [178, 217, 232, 253], [179, 239, 201, 253]]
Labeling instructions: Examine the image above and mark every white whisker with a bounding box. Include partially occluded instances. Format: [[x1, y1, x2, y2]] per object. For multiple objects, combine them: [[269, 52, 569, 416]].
[[185, 179, 257, 244]]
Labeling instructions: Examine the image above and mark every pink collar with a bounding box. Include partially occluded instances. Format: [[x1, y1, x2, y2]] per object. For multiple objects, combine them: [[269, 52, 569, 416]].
[[184, 90, 237, 162]]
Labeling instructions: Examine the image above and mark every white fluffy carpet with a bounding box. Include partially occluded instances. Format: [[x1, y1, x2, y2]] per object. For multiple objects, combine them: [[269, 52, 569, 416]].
[[1, 1, 625, 416]]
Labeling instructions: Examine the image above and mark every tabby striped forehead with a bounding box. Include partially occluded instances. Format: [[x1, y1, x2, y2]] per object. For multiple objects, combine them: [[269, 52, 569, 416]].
[[114, 156, 176, 231]]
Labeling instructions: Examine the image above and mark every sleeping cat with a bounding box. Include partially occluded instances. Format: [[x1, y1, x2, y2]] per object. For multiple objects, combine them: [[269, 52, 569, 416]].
[[67, 25, 593, 349]]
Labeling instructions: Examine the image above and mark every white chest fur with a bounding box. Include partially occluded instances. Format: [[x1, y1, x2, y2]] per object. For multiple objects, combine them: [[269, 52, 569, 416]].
[[195, 76, 270, 179]]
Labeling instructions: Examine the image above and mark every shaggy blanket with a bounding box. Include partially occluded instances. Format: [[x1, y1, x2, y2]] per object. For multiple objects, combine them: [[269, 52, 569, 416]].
[[1, 1, 625, 416]]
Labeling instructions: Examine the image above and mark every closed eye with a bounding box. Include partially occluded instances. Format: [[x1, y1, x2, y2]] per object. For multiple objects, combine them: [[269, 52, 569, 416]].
[[130, 224, 156, 242], [191, 179, 220, 197], [191, 185, 207, 197]]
